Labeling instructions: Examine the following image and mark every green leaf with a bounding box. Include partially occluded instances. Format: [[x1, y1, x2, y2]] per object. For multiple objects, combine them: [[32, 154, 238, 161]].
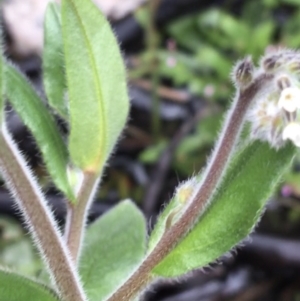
[[80, 200, 146, 301], [167, 17, 201, 52], [43, 2, 68, 119], [148, 195, 179, 254], [139, 140, 167, 164], [5, 64, 74, 201], [0, 269, 59, 301], [61, 0, 129, 172], [152, 141, 295, 277]]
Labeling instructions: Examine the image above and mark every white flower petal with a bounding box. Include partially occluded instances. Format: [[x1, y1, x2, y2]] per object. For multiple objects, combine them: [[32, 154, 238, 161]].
[[278, 87, 300, 113], [282, 122, 300, 147], [266, 102, 280, 117]]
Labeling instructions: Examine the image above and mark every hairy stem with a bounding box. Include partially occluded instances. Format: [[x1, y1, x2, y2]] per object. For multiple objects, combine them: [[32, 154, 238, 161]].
[[64, 171, 99, 263], [0, 126, 87, 301], [106, 73, 274, 301]]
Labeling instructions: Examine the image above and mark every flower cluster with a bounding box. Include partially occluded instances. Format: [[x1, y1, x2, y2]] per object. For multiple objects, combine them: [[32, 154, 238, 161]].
[[246, 49, 300, 149]]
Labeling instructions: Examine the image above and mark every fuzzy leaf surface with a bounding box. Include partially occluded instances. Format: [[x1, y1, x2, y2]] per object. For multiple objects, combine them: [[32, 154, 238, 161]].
[[148, 195, 178, 253], [152, 141, 295, 277], [0, 269, 59, 301], [43, 2, 68, 119], [5, 64, 74, 201], [61, 0, 129, 172], [80, 200, 146, 301]]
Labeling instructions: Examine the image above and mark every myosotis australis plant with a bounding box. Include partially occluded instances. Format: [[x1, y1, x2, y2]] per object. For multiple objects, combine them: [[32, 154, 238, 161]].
[[0, 0, 298, 301]]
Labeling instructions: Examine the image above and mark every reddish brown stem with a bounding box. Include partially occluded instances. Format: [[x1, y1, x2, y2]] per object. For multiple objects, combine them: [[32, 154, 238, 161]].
[[0, 127, 87, 301], [106, 73, 273, 301], [64, 171, 99, 263]]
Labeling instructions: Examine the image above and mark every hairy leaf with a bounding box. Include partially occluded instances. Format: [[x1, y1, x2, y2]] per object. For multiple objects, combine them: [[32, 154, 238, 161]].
[[5, 64, 74, 201], [0, 269, 59, 301], [80, 200, 146, 301], [61, 0, 129, 172], [43, 2, 68, 119], [152, 141, 295, 277]]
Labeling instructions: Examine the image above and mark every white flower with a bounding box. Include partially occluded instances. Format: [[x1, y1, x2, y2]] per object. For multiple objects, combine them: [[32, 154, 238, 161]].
[[282, 122, 300, 147], [278, 87, 300, 112], [246, 50, 300, 149], [266, 101, 280, 117], [247, 95, 286, 148]]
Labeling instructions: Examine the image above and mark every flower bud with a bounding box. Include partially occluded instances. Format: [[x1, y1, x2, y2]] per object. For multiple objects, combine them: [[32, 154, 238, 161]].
[[262, 55, 280, 73], [246, 49, 300, 149], [232, 56, 254, 89], [165, 178, 197, 229], [288, 61, 300, 73], [277, 75, 291, 91]]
